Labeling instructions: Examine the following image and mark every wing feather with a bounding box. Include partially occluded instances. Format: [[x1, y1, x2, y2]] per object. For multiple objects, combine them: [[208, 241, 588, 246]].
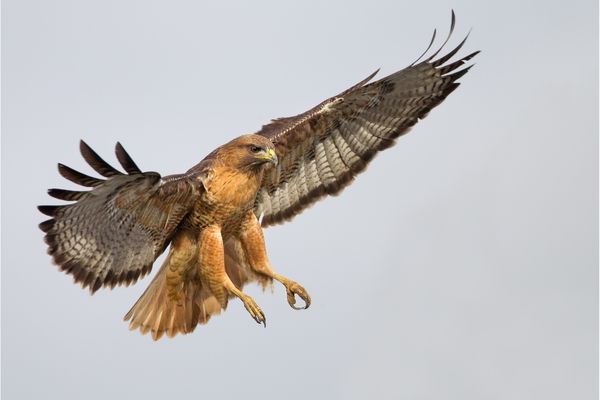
[[115, 141, 142, 174], [255, 15, 478, 227], [79, 140, 123, 177], [58, 163, 104, 187], [39, 142, 203, 293], [47, 188, 87, 201]]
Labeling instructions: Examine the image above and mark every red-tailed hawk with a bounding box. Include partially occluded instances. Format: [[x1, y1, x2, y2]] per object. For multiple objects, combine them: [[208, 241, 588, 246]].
[[39, 13, 478, 340]]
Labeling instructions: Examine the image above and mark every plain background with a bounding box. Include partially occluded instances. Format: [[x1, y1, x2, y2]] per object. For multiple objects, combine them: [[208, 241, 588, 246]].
[[2, 1, 598, 399]]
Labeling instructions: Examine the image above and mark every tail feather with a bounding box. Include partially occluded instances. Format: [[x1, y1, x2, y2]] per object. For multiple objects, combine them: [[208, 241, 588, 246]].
[[123, 262, 221, 340], [124, 237, 271, 340]]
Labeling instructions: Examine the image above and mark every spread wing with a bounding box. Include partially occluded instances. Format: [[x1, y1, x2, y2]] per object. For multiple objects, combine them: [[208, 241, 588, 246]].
[[38, 141, 203, 293], [254, 13, 478, 227]]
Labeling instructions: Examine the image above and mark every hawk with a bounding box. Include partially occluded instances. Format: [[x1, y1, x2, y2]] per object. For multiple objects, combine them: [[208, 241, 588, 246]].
[[39, 13, 478, 340]]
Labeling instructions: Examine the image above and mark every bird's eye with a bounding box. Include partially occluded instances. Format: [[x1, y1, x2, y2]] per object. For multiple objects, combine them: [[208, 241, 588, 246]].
[[250, 145, 261, 153]]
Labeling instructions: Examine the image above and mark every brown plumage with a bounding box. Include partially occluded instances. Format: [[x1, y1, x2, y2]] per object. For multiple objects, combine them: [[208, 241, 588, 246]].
[[39, 13, 478, 340]]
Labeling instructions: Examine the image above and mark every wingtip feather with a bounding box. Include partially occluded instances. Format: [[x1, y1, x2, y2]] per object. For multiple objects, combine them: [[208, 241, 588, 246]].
[[79, 140, 123, 178], [115, 142, 142, 174]]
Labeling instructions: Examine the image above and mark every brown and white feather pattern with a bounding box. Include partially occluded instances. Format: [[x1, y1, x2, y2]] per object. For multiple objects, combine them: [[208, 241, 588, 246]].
[[123, 237, 271, 340], [39, 141, 201, 293], [255, 28, 478, 227], [37, 13, 478, 339], [123, 258, 214, 340]]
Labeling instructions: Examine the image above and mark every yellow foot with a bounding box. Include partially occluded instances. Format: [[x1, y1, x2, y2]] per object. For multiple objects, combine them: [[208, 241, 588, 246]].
[[285, 281, 311, 310], [241, 295, 266, 327]]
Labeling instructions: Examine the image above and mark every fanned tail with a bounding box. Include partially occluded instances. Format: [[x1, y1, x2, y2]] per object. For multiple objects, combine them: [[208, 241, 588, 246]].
[[123, 252, 222, 341], [124, 238, 271, 340]]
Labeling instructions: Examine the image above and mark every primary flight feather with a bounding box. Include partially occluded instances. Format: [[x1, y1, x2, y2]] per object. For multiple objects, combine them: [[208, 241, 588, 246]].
[[39, 12, 479, 340]]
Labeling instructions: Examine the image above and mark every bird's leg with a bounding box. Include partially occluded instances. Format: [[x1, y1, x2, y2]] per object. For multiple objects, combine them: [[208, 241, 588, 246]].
[[238, 212, 311, 310], [165, 231, 197, 303], [198, 224, 266, 326]]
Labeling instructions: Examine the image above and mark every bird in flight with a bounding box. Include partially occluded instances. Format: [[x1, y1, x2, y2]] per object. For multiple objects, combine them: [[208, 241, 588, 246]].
[[39, 12, 478, 340]]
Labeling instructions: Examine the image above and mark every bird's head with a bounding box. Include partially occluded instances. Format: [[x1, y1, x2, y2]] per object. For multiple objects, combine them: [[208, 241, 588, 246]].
[[219, 134, 278, 171]]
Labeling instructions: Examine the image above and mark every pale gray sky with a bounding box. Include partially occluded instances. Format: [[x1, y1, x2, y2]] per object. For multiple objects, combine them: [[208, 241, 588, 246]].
[[2, 1, 598, 399]]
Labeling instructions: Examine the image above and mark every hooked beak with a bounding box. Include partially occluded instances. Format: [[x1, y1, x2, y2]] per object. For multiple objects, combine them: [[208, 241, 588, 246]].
[[258, 148, 278, 166]]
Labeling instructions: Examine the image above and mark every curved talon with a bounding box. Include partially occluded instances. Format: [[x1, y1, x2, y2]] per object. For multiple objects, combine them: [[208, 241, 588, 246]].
[[256, 312, 266, 328], [242, 296, 266, 327], [286, 282, 311, 310]]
